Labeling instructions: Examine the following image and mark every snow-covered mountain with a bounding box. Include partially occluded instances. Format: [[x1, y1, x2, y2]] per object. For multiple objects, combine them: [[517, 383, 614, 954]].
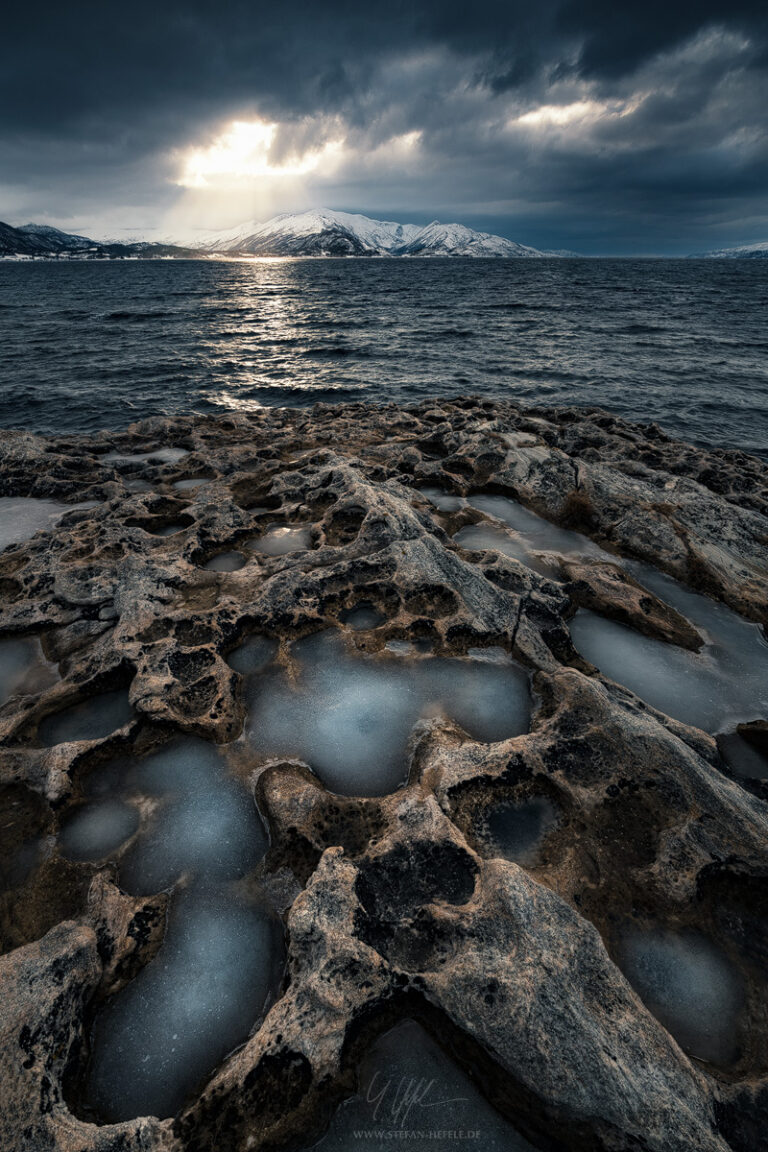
[[394, 219, 541, 258], [1, 209, 550, 259], [0, 219, 202, 259], [692, 242, 768, 259], [0, 221, 100, 256], [193, 209, 545, 258], [17, 223, 97, 251]]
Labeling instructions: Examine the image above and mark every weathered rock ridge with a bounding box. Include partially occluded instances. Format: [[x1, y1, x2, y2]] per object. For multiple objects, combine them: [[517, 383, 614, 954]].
[[0, 397, 767, 1152]]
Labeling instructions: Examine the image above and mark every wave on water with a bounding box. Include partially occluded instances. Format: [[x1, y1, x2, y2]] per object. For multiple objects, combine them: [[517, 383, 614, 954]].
[[1, 257, 767, 458]]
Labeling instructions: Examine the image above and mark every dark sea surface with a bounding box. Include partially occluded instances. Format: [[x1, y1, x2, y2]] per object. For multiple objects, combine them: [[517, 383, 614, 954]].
[[1, 258, 766, 457]]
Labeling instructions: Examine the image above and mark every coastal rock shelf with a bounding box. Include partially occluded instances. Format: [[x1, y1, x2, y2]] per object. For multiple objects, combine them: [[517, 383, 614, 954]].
[[0, 398, 767, 1152]]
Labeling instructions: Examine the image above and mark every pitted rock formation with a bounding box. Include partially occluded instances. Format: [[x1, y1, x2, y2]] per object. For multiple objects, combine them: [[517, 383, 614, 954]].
[[1, 397, 767, 1152]]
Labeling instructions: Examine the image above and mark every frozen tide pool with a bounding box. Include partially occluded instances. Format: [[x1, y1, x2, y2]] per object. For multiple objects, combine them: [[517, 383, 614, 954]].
[[483, 796, 559, 867], [449, 490, 611, 577], [0, 635, 59, 705], [0, 496, 94, 551], [86, 885, 282, 1121], [616, 925, 744, 1066], [70, 737, 281, 1121], [64, 737, 269, 894], [38, 689, 133, 746], [235, 630, 530, 796], [101, 447, 188, 466], [248, 524, 312, 556], [569, 567, 768, 734]]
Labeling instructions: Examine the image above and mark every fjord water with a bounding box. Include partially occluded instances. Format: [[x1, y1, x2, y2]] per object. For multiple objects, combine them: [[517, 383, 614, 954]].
[[1, 259, 767, 457]]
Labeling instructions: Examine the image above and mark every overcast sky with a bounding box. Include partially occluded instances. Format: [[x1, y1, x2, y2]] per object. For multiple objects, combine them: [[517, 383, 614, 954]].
[[2, 1, 767, 253]]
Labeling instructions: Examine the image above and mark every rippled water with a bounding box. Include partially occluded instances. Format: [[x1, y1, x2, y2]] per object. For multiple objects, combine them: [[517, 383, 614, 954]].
[[1, 259, 767, 455]]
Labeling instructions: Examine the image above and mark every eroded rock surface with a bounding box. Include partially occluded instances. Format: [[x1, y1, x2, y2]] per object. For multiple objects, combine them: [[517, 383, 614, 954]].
[[1, 398, 767, 1152]]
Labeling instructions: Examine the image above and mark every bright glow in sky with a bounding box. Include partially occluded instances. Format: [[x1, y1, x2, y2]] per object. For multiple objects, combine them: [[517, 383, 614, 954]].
[[511, 98, 640, 130], [177, 120, 343, 188]]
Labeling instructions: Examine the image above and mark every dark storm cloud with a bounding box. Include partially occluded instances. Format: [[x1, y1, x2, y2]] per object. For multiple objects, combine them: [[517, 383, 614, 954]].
[[1, 1, 767, 250]]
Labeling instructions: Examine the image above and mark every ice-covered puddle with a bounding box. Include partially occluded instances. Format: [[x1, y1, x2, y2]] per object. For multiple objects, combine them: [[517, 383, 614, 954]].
[[0, 496, 95, 551], [203, 550, 247, 572], [247, 524, 312, 556], [101, 447, 188, 466], [173, 477, 211, 491], [482, 796, 559, 867], [339, 601, 387, 630], [59, 798, 139, 862], [85, 885, 282, 1122], [308, 1018, 538, 1152], [68, 738, 282, 1120], [37, 688, 133, 746], [447, 490, 768, 736], [454, 523, 558, 577], [152, 522, 190, 537], [418, 486, 467, 513], [0, 635, 59, 705], [616, 926, 744, 1066], [64, 737, 268, 893], [454, 492, 611, 577], [717, 732, 768, 781], [570, 562, 768, 733], [236, 631, 530, 796]]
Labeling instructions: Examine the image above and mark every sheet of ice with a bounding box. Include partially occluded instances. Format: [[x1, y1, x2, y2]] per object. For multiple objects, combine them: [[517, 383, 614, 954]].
[[247, 524, 312, 556], [569, 595, 768, 733], [455, 492, 611, 576], [101, 447, 188, 466], [37, 689, 133, 746], [59, 798, 139, 862], [484, 797, 559, 867], [420, 657, 531, 743], [81, 737, 269, 895], [0, 496, 93, 551], [617, 926, 744, 1065], [308, 1019, 537, 1152], [454, 523, 558, 577], [418, 486, 466, 513], [228, 635, 277, 676], [0, 635, 59, 705], [203, 551, 247, 572], [173, 478, 211, 491], [340, 602, 386, 630], [467, 494, 610, 562], [717, 732, 768, 781], [242, 631, 529, 796], [85, 885, 282, 1121], [79, 738, 281, 1120]]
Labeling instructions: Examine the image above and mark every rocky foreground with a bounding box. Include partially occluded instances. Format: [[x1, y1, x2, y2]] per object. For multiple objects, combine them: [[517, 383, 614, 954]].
[[0, 397, 767, 1152]]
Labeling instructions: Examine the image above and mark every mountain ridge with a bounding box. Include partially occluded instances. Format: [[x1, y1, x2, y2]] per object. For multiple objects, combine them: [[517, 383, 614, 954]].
[[0, 209, 553, 259], [192, 209, 545, 257], [690, 241, 768, 259]]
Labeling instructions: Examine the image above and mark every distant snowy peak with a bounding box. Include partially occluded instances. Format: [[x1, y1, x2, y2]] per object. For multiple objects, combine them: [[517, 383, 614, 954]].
[[396, 220, 542, 258], [196, 209, 545, 258], [693, 241, 768, 259], [17, 223, 97, 250], [1, 209, 552, 259]]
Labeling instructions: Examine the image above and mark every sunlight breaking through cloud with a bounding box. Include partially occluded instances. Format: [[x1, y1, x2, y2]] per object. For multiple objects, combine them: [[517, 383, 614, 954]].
[[176, 120, 343, 188]]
